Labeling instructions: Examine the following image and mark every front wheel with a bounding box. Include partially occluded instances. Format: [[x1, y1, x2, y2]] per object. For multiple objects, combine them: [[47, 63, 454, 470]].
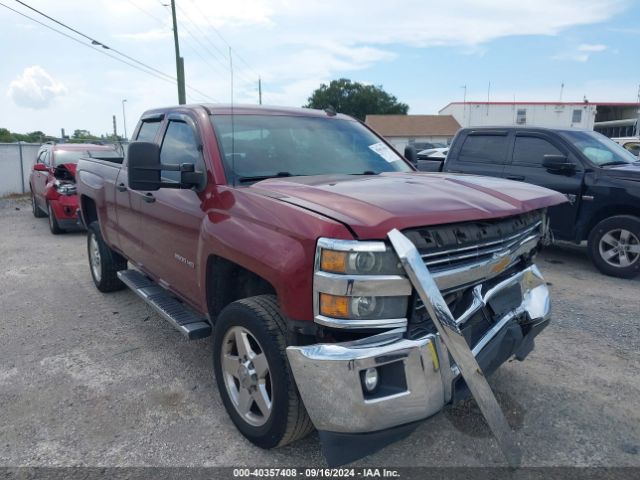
[[213, 295, 313, 449], [47, 202, 63, 234], [87, 221, 127, 292], [588, 215, 640, 279], [31, 191, 46, 218]]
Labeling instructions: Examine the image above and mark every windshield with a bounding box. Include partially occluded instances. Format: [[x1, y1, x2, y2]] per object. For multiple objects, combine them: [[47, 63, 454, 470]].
[[560, 130, 639, 166], [53, 148, 119, 166], [210, 114, 412, 182]]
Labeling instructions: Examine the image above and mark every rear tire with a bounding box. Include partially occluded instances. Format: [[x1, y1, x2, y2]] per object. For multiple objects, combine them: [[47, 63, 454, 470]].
[[213, 295, 314, 449], [47, 202, 63, 234], [31, 191, 46, 218], [87, 221, 127, 292], [588, 215, 640, 279]]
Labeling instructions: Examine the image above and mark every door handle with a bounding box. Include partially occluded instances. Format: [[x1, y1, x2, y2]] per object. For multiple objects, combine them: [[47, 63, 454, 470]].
[[117, 183, 127, 192], [506, 175, 525, 181], [142, 193, 155, 203]]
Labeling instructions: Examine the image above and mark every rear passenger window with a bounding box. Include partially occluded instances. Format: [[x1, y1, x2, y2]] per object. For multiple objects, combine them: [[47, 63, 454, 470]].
[[513, 136, 562, 166], [136, 121, 161, 142], [458, 134, 508, 164]]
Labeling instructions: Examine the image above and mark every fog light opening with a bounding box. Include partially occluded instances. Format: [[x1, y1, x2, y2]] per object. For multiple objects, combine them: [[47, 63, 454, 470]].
[[363, 367, 379, 392]]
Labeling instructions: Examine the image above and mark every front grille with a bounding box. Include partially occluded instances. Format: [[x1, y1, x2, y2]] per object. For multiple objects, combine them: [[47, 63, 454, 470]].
[[404, 211, 542, 272], [405, 211, 543, 344]]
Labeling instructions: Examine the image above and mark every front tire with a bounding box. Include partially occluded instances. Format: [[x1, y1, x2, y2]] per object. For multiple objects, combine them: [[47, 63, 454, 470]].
[[87, 221, 127, 292], [588, 215, 640, 279], [47, 202, 63, 234], [213, 295, 313, 449], [31, 191, 46, 218]]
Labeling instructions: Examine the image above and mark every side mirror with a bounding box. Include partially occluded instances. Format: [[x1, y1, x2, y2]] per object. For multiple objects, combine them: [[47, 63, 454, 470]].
[[128, 142, 202, 191], [542, 154, 575, 173], [404, 145, 418, 166], [128, 142, 162, 190], [33, 163, 49, 172]]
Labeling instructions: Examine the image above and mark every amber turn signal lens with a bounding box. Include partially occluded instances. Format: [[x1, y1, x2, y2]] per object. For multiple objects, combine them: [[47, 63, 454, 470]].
[[319, 293, 350, 318], [320, 250, 347, 273]]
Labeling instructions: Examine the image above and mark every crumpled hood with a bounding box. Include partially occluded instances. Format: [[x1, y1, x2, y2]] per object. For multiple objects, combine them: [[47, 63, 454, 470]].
[[250, 172, 566, 239], [54, 162, 77, 180]]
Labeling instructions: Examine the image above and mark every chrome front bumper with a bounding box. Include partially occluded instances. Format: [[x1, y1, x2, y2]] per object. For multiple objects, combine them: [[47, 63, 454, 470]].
[[286, 264, 550, 434]]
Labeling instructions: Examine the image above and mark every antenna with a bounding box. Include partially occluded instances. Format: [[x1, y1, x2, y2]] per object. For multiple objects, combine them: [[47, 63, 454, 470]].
[[258, 76, 262, 105], [559, 82, 564, 102], [230, 47, 236, 183]]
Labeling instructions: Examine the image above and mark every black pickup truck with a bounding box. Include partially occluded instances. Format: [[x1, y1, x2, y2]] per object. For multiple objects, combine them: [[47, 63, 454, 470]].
[[416, 127, 640, 278]]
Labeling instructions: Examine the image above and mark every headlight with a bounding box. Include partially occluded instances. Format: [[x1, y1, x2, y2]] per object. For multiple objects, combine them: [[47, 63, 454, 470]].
[[55, 181, 76, 195], [314, 238, 411, 329], [319, 293, 408, 319], [319, 247, 403, 275]]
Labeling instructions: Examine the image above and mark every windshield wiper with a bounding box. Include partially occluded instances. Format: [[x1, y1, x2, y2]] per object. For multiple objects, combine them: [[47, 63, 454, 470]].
[[237, 172, 294, 183], [349, 171, 379, 175]]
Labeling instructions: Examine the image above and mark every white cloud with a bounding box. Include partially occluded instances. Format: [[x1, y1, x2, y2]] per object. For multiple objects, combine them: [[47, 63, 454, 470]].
[[578, 43, 607, 52], [554, 43, 608, 62], [163, 0, 624, 103], [7, 66, 67, 109]]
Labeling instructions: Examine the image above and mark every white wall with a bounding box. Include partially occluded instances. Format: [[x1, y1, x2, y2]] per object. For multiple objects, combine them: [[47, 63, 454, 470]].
[[440, 103, 597, 130], [387, 136, 452, 152], [0, 143, 41, 196]]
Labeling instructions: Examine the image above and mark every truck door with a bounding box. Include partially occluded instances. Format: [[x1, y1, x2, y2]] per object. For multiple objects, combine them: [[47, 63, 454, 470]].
[[445, 130, 510, 178], [115, 115, 164, 265], [131, 114, 206, 307], [502, 132, 585, 240]]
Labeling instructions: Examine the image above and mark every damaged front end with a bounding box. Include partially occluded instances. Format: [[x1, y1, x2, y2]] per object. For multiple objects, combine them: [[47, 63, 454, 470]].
[[47, 163, 83, 230], [286, 210, 551, 466]]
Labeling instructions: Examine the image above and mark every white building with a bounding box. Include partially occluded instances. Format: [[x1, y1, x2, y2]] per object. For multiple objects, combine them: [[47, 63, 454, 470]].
[[439, 101, 599, 130]]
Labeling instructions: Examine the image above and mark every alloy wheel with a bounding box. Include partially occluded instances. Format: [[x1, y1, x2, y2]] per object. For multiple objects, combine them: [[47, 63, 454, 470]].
[[599, 228, 640, 268], [89, 233, 102, 282], [220, 326, 273, 427]]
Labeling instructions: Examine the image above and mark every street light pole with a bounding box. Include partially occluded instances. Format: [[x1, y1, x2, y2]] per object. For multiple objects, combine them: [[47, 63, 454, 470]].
[[122, 99, 128, 140]]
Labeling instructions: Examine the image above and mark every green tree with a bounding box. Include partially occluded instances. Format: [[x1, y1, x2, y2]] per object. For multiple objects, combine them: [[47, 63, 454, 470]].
[[0, 128, 14, 143], [304, 78, 409, 121]]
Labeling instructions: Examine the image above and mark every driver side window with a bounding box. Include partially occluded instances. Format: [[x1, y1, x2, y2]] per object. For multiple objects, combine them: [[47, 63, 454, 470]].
[[159, 120, 204, 183]]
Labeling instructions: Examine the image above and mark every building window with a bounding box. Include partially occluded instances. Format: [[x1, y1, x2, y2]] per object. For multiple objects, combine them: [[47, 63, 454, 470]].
[[572, 109, 582, 124], [516, 109, 527, 125]]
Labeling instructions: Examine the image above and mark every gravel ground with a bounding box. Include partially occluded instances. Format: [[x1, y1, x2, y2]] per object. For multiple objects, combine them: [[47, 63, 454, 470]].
[[0, 195, 639, 468]]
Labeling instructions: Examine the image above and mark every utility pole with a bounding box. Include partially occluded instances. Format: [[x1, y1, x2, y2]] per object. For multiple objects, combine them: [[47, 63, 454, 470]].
[[170, 0, 186, 104], [112, 115, 117, 138], [258, 77, 262, 105], [122, 99, 128, 140]]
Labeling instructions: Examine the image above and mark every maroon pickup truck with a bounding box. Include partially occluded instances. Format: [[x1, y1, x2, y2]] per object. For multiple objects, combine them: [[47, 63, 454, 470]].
[[76, 104, 564, 465]]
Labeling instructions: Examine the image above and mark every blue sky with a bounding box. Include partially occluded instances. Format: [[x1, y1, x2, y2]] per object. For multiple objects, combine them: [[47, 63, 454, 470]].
[[0, 0, 638, 137]]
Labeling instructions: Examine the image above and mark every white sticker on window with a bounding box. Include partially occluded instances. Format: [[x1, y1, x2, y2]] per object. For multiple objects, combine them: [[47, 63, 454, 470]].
[[369, 142, 399, 163]]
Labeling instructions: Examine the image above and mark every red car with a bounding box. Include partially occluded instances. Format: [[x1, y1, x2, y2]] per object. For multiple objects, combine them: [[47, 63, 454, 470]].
[[29, 142, 117, 234]]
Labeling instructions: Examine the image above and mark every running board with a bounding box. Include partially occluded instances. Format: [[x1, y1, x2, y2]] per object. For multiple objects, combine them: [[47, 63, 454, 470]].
[[117, 269, 211, 340]]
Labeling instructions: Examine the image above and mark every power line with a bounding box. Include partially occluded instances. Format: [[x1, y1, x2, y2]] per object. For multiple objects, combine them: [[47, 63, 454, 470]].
[[123, 0, 166, 25], [3, 0, 218, 102], [1, 1, 173, 84], [15, 0, 174, 82], [175, 0, 263, 98], [186, 0, 261, 79]]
